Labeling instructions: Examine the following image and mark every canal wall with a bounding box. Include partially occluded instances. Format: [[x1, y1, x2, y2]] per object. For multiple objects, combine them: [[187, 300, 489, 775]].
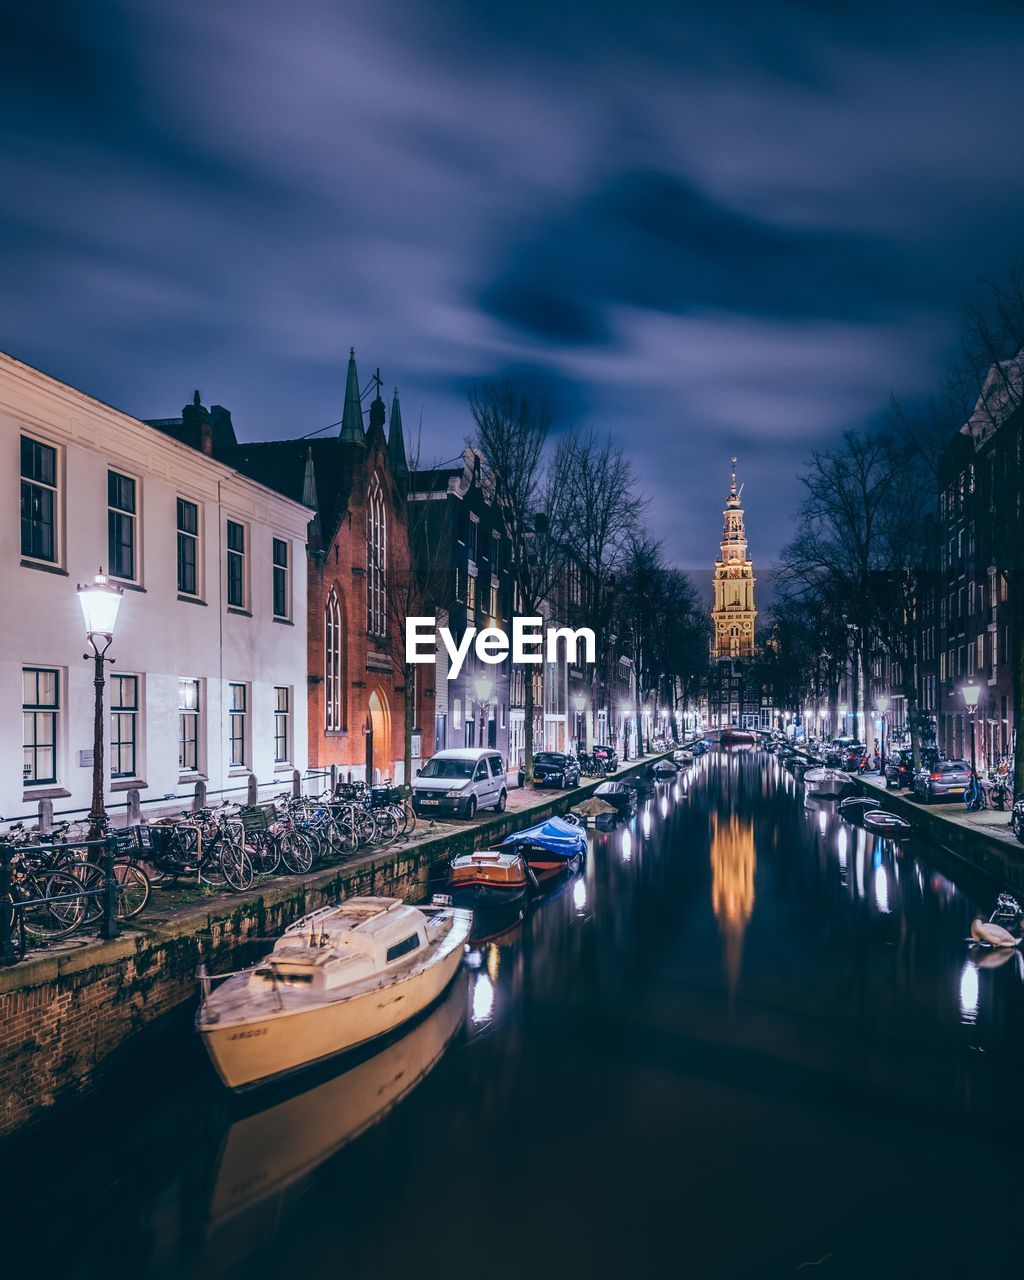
[[0, 754, 668, 1139]]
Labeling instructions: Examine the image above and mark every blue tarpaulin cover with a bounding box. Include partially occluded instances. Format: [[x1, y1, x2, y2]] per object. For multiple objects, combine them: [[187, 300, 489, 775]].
[[501, 816, 587, 855]]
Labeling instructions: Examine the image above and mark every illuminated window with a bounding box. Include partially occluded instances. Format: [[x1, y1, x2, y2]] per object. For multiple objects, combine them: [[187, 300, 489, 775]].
[[325, 587, 344, 731], [367, 477, 387, 637]]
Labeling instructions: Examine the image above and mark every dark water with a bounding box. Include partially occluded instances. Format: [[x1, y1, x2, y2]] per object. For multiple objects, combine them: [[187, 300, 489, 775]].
[[8, 748, 1024, 1279]]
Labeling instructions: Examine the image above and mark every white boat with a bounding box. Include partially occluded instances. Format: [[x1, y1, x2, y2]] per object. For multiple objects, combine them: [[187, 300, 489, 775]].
[[197, 896, 472, 1090], [802, 767, 849, 799]]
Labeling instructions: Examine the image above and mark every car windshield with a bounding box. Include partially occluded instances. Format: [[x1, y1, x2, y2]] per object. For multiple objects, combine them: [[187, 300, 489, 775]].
[[535, 753, 565, 765], [419, 757, 475, 779], [942, 761, 968, 772]]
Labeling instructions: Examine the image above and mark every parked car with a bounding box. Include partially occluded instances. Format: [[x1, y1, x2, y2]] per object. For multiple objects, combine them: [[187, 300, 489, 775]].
[[885, 748, 937, 789], [591, 744, 619, 772], [518, 751, 581, 789], [824, 736, 860, 767], [912, 758, 972, 803], [411, 748, 508, 819]]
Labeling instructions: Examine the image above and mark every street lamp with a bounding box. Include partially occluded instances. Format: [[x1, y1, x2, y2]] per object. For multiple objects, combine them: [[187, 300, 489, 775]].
[[875, 693, 890, 776], [573, 693, 586, 754], [474, 673, 493, 749], [839, 704, 848, 735], [77, 569, 124, 838], [962, 679, 981, 784], [620, 699, 633, 761]]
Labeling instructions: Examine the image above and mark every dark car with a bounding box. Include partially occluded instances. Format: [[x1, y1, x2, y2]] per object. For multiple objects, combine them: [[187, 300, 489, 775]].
[[885, 748, 937, 790], [518, 751, 581, 789], [824, 737, 860, 768], [912, 758, 971, 803], [591, 744, 619, 772]]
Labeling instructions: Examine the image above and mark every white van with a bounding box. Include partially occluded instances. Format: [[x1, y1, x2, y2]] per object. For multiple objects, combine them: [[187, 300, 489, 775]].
[[411, 748, 508, 819]]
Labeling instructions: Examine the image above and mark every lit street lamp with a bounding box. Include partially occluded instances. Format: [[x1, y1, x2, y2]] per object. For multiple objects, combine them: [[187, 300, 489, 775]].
[[839, 704, 848, 735], [620, 699, 633, 761], [875, 693, 890, 776], [474, 673, 493, 749], [77, 569, 124, 839], [962, 678, 981, 785]]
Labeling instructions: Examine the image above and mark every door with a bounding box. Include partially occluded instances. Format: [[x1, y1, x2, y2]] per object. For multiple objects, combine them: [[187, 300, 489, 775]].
[[473, 759, 491, 805]]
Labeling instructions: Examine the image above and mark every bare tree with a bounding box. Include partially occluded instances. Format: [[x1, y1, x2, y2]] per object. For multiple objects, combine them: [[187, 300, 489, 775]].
[[560, 429, 642, 736], [469, 383, 568, 782]]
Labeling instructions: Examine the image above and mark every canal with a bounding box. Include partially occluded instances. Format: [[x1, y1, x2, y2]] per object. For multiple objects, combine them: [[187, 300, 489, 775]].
[[6, 746, 1024, 1278]]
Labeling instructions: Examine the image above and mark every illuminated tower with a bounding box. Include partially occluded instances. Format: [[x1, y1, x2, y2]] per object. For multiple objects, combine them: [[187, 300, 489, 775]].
[[711, 458, 756, 659]]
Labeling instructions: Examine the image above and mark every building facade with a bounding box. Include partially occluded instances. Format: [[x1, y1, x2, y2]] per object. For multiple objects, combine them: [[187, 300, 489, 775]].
[[3, 351, 311, 825], [153, 351, 433, 784]]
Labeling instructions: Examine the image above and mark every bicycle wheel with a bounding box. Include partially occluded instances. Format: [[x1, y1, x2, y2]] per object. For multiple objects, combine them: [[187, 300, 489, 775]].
[[218, 838, 254, 892], [355, 809, 379, 847], [398, 801, 416, 837], [112, 860, 151, 918], [279, 830, 313, 875], [23, 871, 89, 938], [330, 811, 360, 855], [1, 895, 24, 961], [252, 834, 281, 876], [372, 809, 400, 844]]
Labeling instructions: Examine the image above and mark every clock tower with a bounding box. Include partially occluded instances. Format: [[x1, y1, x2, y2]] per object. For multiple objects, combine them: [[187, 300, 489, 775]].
[[711, 458, 756, 659]]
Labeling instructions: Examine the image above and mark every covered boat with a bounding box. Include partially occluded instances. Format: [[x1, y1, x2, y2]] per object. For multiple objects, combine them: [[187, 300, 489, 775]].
[[652, 758, 680, 776], [449, 849, 531, 906], [803, 767, 849, 799], [197, 897, 472, 1091], [594, 780, 637, 814], [720, 728, 755, 745], [501, 814, 587, 881]]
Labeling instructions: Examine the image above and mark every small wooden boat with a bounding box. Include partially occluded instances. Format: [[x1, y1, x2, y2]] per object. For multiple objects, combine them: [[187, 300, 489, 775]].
[[838, 795, 876, 822], [652, 759, 680, 777], [970, 917, 1021, 948], [862, 810, 913, 838], [449, 849, 531, 906], [501, 814, 588, 882], [197, 897, 472, 1091], [671, 750, 694, 765], [572, 795, 619, 821], [720, 729, 754, 745], [803, 767, 849, 799]]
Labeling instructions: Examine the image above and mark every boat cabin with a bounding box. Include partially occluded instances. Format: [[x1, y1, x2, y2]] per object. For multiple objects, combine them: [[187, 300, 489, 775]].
[[251, 898, 429, 993]]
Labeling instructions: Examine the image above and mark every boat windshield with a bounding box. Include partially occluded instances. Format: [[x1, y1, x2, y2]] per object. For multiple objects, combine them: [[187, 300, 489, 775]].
[[420, 758, 475, 779]]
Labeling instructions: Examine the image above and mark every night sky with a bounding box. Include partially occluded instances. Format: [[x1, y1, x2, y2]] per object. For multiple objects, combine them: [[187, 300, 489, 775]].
[[5, 1, 1024, 573]]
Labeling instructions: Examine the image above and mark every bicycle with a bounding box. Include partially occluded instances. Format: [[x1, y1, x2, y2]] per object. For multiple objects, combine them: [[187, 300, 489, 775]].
[[965, 773, 987, 813], [141, 806, 253, 892]]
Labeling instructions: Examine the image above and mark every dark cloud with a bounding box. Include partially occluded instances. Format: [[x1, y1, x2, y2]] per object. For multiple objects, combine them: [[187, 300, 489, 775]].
[[4, 0, 1024, 569]]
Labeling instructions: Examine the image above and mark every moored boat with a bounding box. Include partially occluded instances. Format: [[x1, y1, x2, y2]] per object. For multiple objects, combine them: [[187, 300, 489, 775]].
[[838, 795, 876, 822], [501, 814, 588, 881], [652, 759, 680, 777], [594, 780, 636, 814], [197, 896, 472, 1091], [720, 728, 755, 745], [862, 810, 913, 838], [449, 849, 531, 906], [803, 767, 850, 799]]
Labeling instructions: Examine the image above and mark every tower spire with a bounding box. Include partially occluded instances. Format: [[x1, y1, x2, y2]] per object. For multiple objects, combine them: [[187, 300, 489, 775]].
[[388, 386, 408, 476], [340, 347, 365, 444]]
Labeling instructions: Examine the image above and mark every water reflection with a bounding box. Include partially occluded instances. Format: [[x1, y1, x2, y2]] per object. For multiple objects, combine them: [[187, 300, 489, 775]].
[[959, 961, 979, 1024], [710, 812, 756, 999]]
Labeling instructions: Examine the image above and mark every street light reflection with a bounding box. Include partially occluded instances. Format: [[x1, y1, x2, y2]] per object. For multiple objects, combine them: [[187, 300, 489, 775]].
[[621, 828, 633, 862], [959, 961, 979, 1024], [642, 808, 651, 838], [573, 878, 587, 914], [874, 864, 890, 914], [472, 973, 495, 1024]]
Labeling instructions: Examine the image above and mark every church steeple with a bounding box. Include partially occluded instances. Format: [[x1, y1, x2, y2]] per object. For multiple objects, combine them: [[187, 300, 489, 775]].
[[711, 457, 757, 659], [388, 387, 408, 476], [340, 348, 365, 444]]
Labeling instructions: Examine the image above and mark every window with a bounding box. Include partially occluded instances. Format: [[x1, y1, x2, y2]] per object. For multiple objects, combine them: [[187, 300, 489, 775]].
[[23, 667, 59, 785], [274, 687, 290, 763], [325, 588, 344, 731], [466, 571, 477, 612], [108, 471, 137, 581], [177, 499, 199, 596], [386, 933, 422, 963], [272, 538, 289, 619], [367, 477, 387, 637], [489, 577, 499, 620], [467, 517, 478, 562], [226, 520, 246, 609], [20, 436, 58, 563], [178, 678, 201, 773], [454, 565, 464, 603], [228, 683, 248, 767], [110, 674, 139, 778]]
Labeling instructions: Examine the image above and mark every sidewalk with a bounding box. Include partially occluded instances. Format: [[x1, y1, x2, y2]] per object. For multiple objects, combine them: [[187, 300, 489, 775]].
[[856, 771, 1020, 847]]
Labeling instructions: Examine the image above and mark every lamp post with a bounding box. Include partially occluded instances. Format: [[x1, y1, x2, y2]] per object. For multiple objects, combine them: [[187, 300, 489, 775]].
[[875, 693, 890, 776], [573, 693, 586, 755], [962, 679, 981, 784], [474, 674, 493, 749], [77, 569, 124, 839], [620, 699, 633, 761], [839, 704, 848, 737]]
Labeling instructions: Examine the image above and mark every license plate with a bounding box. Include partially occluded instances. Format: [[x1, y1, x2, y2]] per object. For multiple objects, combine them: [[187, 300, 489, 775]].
[[947, 786, 964, 793], [420, 799, 439, 806]]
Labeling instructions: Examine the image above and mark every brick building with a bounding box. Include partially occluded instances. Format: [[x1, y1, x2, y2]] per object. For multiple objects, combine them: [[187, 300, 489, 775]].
[[152, 350, 433, 783]]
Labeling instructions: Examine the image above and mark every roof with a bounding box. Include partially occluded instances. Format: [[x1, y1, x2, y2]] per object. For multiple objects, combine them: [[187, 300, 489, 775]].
[[429, 747, 501, 760], [216, 437, 358, 543]]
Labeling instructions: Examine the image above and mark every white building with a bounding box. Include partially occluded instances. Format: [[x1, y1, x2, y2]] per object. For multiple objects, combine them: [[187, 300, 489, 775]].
[[0, 352, 311, 826]]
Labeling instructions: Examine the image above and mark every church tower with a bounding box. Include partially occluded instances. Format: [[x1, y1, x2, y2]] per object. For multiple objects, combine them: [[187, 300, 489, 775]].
[[711, 458, 757, 659]]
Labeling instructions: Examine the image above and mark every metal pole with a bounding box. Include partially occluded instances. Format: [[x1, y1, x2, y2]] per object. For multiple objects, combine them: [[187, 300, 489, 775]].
[[88, 645, 107, 840], [0, 843, 16, 966], [970, 709, 978, 782], [100, 837, 120, 940]]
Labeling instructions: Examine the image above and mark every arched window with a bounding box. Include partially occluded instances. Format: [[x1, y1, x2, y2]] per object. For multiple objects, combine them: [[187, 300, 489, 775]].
[[325, 587, 344, 730], [367, 476, 387, 638]]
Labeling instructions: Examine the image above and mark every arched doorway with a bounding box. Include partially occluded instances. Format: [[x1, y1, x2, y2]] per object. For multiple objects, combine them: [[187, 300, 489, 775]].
[[365, 689, 391, 782]]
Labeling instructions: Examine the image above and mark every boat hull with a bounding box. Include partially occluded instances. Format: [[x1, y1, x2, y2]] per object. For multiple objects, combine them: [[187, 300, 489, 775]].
[[450, 881, 527, 907], [198, 913, 471, 1091]]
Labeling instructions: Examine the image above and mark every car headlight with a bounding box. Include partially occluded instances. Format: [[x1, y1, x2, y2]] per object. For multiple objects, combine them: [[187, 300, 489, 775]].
[[446, 789, 464, 799]]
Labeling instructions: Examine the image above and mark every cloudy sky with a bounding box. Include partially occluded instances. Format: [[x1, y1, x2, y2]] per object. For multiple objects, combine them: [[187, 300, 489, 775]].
[[5, 1, 1024, 572]]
